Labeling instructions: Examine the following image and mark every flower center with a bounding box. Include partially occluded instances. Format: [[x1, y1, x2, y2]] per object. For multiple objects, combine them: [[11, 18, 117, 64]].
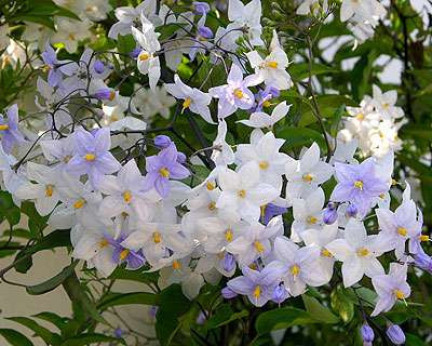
[[302, 173, 313, 183], [208, 201, 217, 211], [139, 52, 150, 61], [356, 113, 364, 121], [253, 285, 261, 298], [238, 189, 246, 198], [119, 249, 130, 260], [254, 240, 265, 253], [290, 264, 300, 277], [123, 190, 132, 203], [172, 260, 181, 270], [307, 216, 318, 225], [0, 124, 9, 131], [153, 231, 162, 244], [73, 198, 86, 209], [109, 91, 116, 101], [206, 181, 215, 190], [159, 167, 170, 178], [233, 88, 244, 99], [260, 205, 267, 219], [45, 184, 54, 197], [266, 61, 278, 69], [419, 235, 429, 242], [321, 248, 333, 257], [259, 161, 269, 170], [84, 153, 96, 161], [262, 100, 271, 108], [225, 228, 233, 242], [356, 247, 370, 257], [394, 289, 404, 300], [182, 97, 192, 111], [397, 227, 407, 237], [354, 180, 364, 190], [99, 238, 109, 248]]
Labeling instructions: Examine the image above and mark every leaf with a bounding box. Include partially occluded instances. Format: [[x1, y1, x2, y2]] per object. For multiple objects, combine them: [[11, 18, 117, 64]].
[[117, 34, 136, 55], [33, 312, 69, 332], [255, 307, 318, 335], [60, 333, 124, 346], [97, 292, 159, 311], [21, 201, 49, 238], [26, 261, 78, 295], [330, 286, 355, 323], [206, 304, 249, 330], [108, 267, 159, 284], [7, 317, 61, 345], [302, 295, 340, 324], [277, 127, 327, 151], [156, 284, 192, 346], [0, 329, 33, 346], [14, 249, 33, 273], [406, 333, 427, 346]]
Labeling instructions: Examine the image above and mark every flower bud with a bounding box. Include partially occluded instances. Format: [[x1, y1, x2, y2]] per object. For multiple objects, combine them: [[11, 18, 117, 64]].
[[360, 324, 374, 345], [193, 1, 211, 15], [130, 47, 142, 59], [346, 203, 358, 218], [386, 324, 405, 345], [94, 60, 105, 74], [198, 26, 214, 39], [149, 305, 158, 318], [414, 252, 432, 272], [221, 253, 236, 272], [114, 327, 123, 338], [196, 310, 207, 325], [272, 284, 288, 304], [323, 204, 338, 225], [154, 135, 173, 148], [221, 286, 237, 299], [177, 151, 187, 164], [94, 88, 115, 101]]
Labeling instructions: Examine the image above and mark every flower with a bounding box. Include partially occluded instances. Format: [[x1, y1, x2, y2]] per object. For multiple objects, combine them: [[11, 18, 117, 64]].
[[143, 144, 190, 198], [331, 158, 389, 217], [211, 120, 235, 167], [386, 324, 405, 345], [371, 263, 410, 316], [326, 219, 386, 287], [209, 64, 255, 119], [227, 0, 264, 46], [246, 31, 293, 90], [360, 324, 374, 346], [226, 265, 281, 307], [238, 101, 290, 130], [41, 43, 76, 87], [0, 104, 25, 153], [165, 74, 214, 124]]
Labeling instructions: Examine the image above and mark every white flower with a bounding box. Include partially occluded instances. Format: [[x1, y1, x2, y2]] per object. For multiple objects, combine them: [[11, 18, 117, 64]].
[[271, 236, 328, 296], [246, 31, 292, 90], [165, 74, 214, 124], [340, 0, 386, 23], [227, 0, 264, 46], [238, 102, 291, 131], [132, 14, 161, 90], [235, 132, 289, 189], [51, 17, 92, 53], [211, 121, 235, 167], [297, 0, 328, 15], [216, 161, 280, 221], [326, 219, 386, 287], [132, 85, 176, 120], [285, 143, 334, 199]]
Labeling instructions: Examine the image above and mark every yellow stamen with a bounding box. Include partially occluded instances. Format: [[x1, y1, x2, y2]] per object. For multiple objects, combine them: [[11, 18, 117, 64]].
[[253, 285, 261, 299], [109, 91, 116, 101], [356, 247, 370, 257], [182, 97, 192, 111], [266, 61, 278, 69], [397, 227, 407, 237], [307, 216, 318, 225], [254, 241, 265, 253], [259, 161, 269, 170], [260, 205, 267, 219], [208, 201, 217, 211], [356, 113, 364, 120], [225, 228, 233, 242], [45, 185, 54, 197], [262, 100, 271, 108], [394, 289, 405, 300], [233, 88, 244, 99], [73, 198, 86, 209], [139, 52, 150, 61], [379, 193, 386, 199], [159, 167, 170, 178], [172, 260, 181, 270], [84, 153, 96, 161], [302, 173, 313, 183], [321, 248, 333, 257], [249, 263, 258, 270], [291, 264, 300, 277], [354, 180, 364, 190], [0, 124, 9, 131], [123, 190, 132, 203], [153, 231, 162, 244], [419, 235, 429, 242], [206, 181, 216, 190], [391, 179, 397, 186], [238, 189, 246, 198], [119, 249, 130, 260], [99, 238, 109, 248], [383, 103, 390, 109]]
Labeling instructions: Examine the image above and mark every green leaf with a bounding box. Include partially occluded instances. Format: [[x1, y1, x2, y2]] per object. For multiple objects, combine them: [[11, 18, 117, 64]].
[[277, 127, 327, 151], [108, 267, 159, 284], [26, 261, 78, 295], [255, 307, 318, 335], [33, 312, 69, 332], [14, 249, 33, 273], [330, 286, 355, 323], [302, 295, 340, 324], [206, 304, 249, 330], [406, 333, 427, 346], [97, 292, 159, 311], [60, 333, 124, 346], [117, 34, 136, 55], [0, 329, 33, 346], [156, 284, 192, 345], [7, 317, 61, 345]]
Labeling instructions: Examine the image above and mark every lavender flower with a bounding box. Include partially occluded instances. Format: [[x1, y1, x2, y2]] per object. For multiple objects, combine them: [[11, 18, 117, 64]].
[[41, 44, 76, 87], [154, 135, 173, 149], [260, 203, 288, 225], [143, 144, 190, 197], [221, 287, 238, 299], [360, 324, 374, 346], [386, 324, 405, 345], [0, 104, 25, 153], [331, 159, 389, 217], [226, 265, 281, 307], [67, 128, 121, 186]]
